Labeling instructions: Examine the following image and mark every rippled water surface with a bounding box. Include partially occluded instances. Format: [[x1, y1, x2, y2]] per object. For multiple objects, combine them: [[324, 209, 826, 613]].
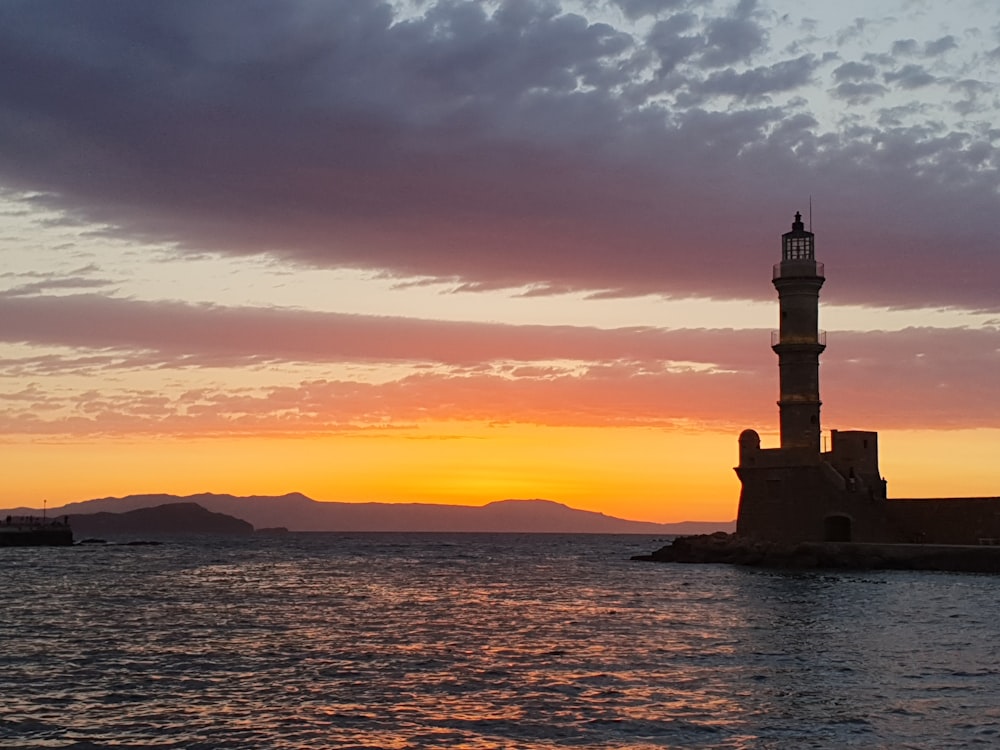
[[3, 533, 1000, 748]]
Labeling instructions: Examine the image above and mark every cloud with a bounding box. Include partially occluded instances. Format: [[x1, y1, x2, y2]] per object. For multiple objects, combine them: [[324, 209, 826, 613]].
[[891, 38, 919, 56], [832, 61, 877, 82], [0, 0, 996, 311], [923, 36, 957, 57], [0, 363, 774, 437], [647, 13, 701, 75], [612, 0, 691, 21], [824, 327, 1000, 430], [4, 324, 1000, 437], [0, 292, 766, 371], [950, 78, 993, 116], [2, 274, 115, 297], [831, 81, 889, 105], [835, 18, 870, 47], [1, 293, 999, 436], [699, 2, 768, 68], [688, 54, 817, 101], [883, 63, 936, 89]]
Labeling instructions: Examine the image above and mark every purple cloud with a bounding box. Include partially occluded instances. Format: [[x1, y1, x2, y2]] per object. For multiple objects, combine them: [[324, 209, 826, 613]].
[[0, 0, 996, 311]]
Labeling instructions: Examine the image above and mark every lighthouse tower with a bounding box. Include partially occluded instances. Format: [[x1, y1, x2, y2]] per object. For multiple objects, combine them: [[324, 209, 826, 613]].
[[735, 213, 890, 544], [772, 212, 825, 452]]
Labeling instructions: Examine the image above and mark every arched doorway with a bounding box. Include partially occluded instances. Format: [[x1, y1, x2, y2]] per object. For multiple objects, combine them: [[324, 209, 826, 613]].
[[824, 514, 852, 542]]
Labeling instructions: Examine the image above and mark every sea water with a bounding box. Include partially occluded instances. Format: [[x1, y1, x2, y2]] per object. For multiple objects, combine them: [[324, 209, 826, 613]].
[[2, 533, 999, 749]]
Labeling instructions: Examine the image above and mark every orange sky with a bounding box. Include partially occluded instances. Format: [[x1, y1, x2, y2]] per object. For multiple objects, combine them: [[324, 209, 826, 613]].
[[2, 198, 999, 521], [1, 423, 736, 521], [5, 422, 1000, 522]]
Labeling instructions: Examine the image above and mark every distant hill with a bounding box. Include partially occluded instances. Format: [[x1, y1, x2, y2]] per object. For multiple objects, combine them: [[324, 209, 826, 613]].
[[69, 502, 254, 536], [6, 493, 735, 535]]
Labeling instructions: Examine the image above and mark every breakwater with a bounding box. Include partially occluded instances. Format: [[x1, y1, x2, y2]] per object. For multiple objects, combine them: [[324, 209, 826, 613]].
[[633, 532, 1000, 573]]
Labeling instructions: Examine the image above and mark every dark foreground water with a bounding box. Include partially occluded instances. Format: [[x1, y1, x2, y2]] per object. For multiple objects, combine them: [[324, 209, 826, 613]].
[[2, 533, 999, 749]]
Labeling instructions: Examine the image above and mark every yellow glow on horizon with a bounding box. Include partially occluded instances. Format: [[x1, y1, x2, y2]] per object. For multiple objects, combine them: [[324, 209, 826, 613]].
[[879, 428, 1000, 499], [6, 425, 999, 524], [1, 422, 741, 523]]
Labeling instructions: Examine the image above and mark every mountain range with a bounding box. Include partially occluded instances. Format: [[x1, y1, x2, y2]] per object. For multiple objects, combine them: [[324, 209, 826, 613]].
[[4, 493, 734, 534]]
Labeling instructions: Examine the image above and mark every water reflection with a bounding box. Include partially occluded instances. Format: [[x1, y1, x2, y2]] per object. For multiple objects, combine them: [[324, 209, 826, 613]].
[[2, 536, 1000, 748]]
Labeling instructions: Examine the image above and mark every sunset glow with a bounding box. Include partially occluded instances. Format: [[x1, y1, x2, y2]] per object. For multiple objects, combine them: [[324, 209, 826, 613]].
[[1, 0, 999, 522], [1, 424, 741, 522]]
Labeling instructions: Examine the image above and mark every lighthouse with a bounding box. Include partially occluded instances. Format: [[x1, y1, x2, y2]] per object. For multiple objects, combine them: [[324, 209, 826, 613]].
[[771, 212, 825, 452], [736, 212, 886, 543], [728, 213, 1000, 548]]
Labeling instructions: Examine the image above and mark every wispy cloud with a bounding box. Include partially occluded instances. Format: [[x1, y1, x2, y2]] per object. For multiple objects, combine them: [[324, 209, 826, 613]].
[[1, 293, 998, 436], [0, 293, 761, 369]]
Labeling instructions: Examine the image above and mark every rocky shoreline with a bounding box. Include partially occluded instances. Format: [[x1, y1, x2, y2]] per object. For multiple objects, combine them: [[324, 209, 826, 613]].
[[632, 532, 1000, 573]]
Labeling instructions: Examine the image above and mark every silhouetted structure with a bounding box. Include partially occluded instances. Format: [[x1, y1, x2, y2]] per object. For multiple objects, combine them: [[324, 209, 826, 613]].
[[0, 515, 73, 546], [735, 214, 1000, 545]]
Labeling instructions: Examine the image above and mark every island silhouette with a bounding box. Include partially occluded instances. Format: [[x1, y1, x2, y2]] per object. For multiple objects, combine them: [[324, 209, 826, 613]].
[[2, 493, 733, 535]]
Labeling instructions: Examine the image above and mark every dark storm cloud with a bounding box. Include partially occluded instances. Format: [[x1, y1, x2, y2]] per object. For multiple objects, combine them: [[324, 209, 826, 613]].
[[0, 0, 997, 310]]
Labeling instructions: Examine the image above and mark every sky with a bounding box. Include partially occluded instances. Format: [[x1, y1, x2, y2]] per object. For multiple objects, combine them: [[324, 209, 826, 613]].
[[1, 0, 998, 522]]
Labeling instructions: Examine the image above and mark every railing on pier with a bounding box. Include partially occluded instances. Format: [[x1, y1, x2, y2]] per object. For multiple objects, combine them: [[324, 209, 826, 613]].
[[1, 515, 70, 528]]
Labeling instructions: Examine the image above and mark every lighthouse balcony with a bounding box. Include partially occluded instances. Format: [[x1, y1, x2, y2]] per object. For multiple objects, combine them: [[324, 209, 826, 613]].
[[772, 330, 827, 347], [773, 260, 824, 280]]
